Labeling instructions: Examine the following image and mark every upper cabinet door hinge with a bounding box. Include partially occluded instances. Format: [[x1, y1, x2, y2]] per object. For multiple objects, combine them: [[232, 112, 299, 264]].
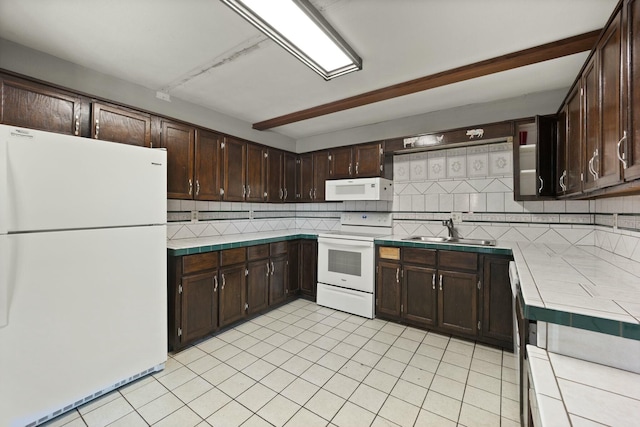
[[221, 141, 225, 149], [379, 147, 384, 155], [264, 152, 268, 158], [245, 268, 249, 276], [477, 321, 481, 330], [177, 328, 182, 337], [477, 280, 481, 290], [179, 284, 183, 294], [220, 188, 225, 196], [380, 165, 383, 171]]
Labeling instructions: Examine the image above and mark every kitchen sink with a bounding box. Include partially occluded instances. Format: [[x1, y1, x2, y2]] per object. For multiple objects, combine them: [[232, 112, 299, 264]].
[[402, 236, 496, 246]]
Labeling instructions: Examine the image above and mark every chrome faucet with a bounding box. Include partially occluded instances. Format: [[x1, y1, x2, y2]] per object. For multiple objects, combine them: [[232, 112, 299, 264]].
[[442, 218, 455, 238]]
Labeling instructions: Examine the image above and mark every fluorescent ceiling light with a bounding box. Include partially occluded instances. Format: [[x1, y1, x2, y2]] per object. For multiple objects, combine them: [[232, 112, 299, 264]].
[[221, 0, 362, 80]]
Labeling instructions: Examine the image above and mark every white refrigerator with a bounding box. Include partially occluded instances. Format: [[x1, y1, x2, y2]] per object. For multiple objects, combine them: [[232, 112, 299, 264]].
[[0, 125, 168, 427]]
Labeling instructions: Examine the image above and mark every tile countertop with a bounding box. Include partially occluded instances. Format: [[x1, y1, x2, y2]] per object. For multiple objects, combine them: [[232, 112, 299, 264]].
[[527, 345, 640, 426], [375, 235, 640, 340], [168, 231, 640, 340], [166, 230, 319, 256]]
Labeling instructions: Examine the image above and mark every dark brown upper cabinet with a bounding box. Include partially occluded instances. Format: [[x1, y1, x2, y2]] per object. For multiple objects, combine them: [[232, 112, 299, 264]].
[[329, 146, 353, 178], [246, 143, 266, 202], [161, 120, 195, 200], [312, 151, 330, 201], [195, 129, 223, 201], [329, 142, 390, 179], [222, 137, 247, 201], [266, 148, 284, 202], [622, 0, 640, 180], [513, 116, 557, 200], [91, 102, 151, 147], [283, 152, 297, 202], [565, 85, 584, 196], [0, 75, 87, 136], [297, 153, 314, 202]]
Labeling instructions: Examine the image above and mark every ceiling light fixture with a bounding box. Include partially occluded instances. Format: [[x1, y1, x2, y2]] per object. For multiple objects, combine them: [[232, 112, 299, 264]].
[[220, 0, 362, 80]]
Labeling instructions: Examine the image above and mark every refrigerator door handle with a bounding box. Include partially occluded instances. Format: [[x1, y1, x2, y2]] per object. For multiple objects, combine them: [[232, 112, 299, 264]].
[[0, 236, 12, 328]]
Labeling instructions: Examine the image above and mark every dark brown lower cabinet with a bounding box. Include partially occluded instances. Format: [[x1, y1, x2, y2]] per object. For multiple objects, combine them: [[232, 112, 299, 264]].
[[219, 263, 247, 328], [247, 259, 269, 315], [299, 240, 317, 299], [438, 269, 478, 336], [287, 241, 300, 296], [376, 261, 402, 318], [482, 256, 514, 349], [268, 255, 288, 305], [403, 265, 437, 327], [181, 271, 218, 344], [375, 246, 512, 349]]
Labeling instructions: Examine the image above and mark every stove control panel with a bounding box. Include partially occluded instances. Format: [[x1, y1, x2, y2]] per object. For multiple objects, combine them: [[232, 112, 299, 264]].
[[341, 212, 392, 227]]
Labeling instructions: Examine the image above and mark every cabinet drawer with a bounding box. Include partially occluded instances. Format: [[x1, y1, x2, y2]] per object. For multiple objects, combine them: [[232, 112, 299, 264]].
[[182, 251, 218, 274], [270, 241, 288, 256], [402, 248, 436, 266], [378, 246, 400, 260], [438, 250, 477, 271], [220, 247, 246, 266], [247, 244, 269, 260]]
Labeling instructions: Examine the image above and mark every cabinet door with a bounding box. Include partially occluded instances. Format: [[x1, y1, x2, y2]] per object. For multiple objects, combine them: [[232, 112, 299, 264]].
[[267, 149, 284, 202], [181, 270, 218, 344], [161, 120, 195, 199], [583, 57, 600, 192], [298, 153, 314, 202], [283, 153, 297, 202], [330, 147, 353, 178], [556, 105, 568, 195], [313, 151, 330, 201], [300, 240, 317, 298], [566, 85, 583, 195], [355, 142, 383, 177], [195, 129, 222, 201], [288, 241, 300, 295], [91, 102, 151, 147], [597, 10, 624, 188], [536, 115, 557, 197], [625, 0, 640, 179], [269, 255, 288, 305], [376, 261, 401, 318], [223, 137, 247, 201], [438, 270, 478, 336], [403, 265, 437, 327], [247, 260, 269, 315], [219, 264, 247, 327], [0, 77, 84, 136], [246, 144, 266, 202], [481, 257, 513, 347]]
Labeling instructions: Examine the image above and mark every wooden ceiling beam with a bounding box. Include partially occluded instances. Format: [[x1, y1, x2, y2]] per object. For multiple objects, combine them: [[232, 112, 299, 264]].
[[252, 29, 601, 131]]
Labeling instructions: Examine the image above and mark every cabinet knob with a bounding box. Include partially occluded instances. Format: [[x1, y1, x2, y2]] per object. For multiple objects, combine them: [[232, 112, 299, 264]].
[[439, 274, 443, 291], [195, 180, 200, 196], [617, 131, 628, 169], [271, 261, 275, 276], [188, 179, 193, 196], [432, 273, 436, 290], [221, 273, 225, 290], [213, 276, 218, 292]]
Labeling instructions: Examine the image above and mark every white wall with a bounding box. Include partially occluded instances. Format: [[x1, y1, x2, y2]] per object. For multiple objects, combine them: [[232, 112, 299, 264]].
[[295, 88, 568, 153], [0, 38, 296, 151]]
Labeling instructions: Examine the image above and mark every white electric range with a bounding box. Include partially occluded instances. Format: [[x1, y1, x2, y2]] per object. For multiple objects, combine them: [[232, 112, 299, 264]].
[[316, 212, 393, 318]]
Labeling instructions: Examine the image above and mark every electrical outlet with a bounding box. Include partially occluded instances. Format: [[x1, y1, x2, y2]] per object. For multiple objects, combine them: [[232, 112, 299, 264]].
[[191, 210, 198, 222], [451, 212, 462, 222], [613, 213, 618, 231]]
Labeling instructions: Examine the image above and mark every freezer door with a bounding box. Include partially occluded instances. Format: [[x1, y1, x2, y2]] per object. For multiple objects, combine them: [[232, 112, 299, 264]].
[[0, 225, 167, 427], [0, 124, 166, 233]]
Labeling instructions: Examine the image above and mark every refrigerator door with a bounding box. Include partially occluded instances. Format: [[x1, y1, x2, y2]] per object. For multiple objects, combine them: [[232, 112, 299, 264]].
[[0, 225, 167, 427], [0, 124, 166, 234]]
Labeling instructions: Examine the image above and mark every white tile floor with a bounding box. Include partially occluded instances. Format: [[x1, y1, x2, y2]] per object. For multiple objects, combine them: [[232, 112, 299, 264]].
[[44, 299, 520, 427]]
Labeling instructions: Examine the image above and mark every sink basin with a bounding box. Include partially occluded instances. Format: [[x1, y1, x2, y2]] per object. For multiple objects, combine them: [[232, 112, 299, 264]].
[[402, 236, 496, 246]]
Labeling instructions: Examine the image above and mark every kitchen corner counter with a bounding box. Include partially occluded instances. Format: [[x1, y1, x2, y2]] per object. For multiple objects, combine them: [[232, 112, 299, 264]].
[[167, 230, 318, 256], [527, 345, 640, 426], [375, 235, 640, 340]]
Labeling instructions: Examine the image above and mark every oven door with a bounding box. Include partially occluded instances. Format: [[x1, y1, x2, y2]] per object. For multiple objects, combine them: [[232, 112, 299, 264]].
[[317, 236, 375, 293]]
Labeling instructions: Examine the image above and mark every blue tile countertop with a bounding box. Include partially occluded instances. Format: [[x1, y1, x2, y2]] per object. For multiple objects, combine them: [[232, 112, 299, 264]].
[[376, 235, 640, 341], [166, 230, 318, 256]]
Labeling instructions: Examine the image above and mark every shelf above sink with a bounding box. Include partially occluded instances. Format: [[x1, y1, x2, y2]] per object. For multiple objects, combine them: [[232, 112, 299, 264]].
[[402, 236, 496, 246]]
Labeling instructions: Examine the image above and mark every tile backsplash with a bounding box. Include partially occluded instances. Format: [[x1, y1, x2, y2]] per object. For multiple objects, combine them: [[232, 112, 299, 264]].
[[167, 140, 640, 261]]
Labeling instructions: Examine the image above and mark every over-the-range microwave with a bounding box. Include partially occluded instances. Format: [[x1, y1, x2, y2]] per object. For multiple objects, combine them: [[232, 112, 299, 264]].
[[325, 177, 393, 201]]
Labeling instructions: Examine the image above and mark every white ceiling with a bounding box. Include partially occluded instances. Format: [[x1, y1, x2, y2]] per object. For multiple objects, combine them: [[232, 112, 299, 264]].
[[0, 0, 618, 140]]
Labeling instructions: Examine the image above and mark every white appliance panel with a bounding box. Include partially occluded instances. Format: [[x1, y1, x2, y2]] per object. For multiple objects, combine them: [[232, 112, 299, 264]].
[[325, 177, 393, 201], [317, 237, 375, 293], [317, 283, 374, 319], [0, 225, 167, 427], [0, 125, 166, 234]]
